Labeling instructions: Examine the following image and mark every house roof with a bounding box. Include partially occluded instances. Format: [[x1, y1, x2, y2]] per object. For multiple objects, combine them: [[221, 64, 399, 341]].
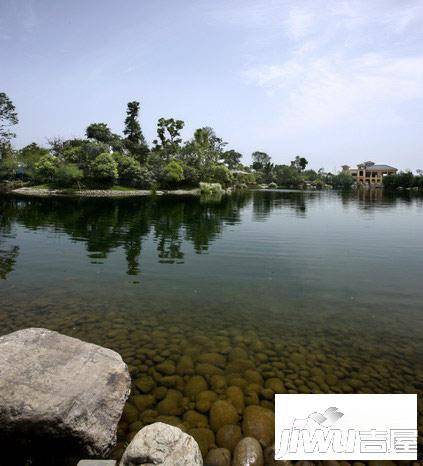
[[365, 164, 397, 170]]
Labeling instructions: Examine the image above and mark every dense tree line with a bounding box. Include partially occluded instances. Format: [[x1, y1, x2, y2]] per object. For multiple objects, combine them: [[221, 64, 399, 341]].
[[383, 171, 423, 191], [0, 92, 386, 191]]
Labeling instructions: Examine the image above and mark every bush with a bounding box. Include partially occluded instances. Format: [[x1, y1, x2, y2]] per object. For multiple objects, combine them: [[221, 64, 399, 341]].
[[164, 160, 184, 185], [331, 172, 355, 190], [34, 154, 59, 182], [0, 157, 19, 180], [208, 164, 233, 187], [114, 153, 142, 185], [53, 163, 83, 187], [90, 152, 118, 184], [200, 182, 223, 194], [268, 182, 278, 189]]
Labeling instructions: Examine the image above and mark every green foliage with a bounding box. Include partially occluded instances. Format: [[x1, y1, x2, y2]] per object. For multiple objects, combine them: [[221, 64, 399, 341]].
[[331, 172, 355, 190], [0, 92, 18, 144], [251, 151, 271, 170], [383, 171, 420, 190], [273, 164, 303, 187], [221, 149, 242, 169], [200, 182, 223, 195], [124, 101, 146, 146], [207, 164, 233, 187], [34, 154, 59, 182], [290, 156, 308, 172], [153, 118, 185, 159], [53, 163, 83, 187], [164, 160, 184, 185], [0, 156, 19, 180], [86, 123, 113, 143], [123, 101, 149, 161], [18, 143, 49, 177], [89, 152, 118, 184], [114, 153, 143, 185], [268, 182, 278, 189]]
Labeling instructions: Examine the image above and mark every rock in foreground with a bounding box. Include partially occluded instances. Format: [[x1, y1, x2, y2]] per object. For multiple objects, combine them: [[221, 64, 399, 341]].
[[120, 422, 203, 466], [0, 328, 130, 457]]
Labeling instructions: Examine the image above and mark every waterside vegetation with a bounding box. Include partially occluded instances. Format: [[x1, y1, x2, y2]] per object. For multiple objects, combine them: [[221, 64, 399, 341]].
[[0, 93, 360, 193], [1, 93, 421, 194]]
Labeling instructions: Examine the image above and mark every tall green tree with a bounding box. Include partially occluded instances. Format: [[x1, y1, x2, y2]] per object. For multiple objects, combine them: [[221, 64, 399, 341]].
[[251, 151, 271, 170], [123, 101, 146, 146], [123, 101, 148, 162], [221, 149, 242, 169], [153, 118, 185, 160], [291, 155, 308, 172], [0, 92, 18, 145], [0, 93, 18, 160]]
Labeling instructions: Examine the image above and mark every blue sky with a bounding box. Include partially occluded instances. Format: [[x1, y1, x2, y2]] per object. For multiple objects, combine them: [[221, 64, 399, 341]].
[[1, 0, 422, 171]]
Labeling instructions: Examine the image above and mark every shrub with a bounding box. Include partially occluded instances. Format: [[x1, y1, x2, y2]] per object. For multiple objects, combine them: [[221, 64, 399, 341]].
[[90, 152, 118, 184], [34, 154, 59, 182], [114, 153, 142, 185], [200, 182, 223, 194], [164, 160, 184, 185], [268, 182, 278, 189], [208, 164, 233, 187], [0, 157, 19, 180], [53, 163, 83, 187]]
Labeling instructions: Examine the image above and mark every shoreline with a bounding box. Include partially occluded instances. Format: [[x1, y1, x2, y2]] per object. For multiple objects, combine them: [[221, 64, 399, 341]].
[[10, 186, 202, 198]]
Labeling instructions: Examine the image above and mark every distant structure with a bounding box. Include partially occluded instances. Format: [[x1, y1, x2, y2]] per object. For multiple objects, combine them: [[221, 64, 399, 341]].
[[342, 161, 397, 187]]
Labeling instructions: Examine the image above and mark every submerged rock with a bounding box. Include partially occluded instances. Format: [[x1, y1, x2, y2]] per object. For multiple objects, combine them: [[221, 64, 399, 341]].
[[209, 400, 239, 432], [0, 327, 130, 457], [232, 437, 264, 466], [119, 422, 202, 466], [205, 447, 231, 466], [242, 405, 275, 447]]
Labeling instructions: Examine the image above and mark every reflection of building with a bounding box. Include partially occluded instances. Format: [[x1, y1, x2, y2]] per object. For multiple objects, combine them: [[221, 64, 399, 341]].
[[342, 161, 397, 187]]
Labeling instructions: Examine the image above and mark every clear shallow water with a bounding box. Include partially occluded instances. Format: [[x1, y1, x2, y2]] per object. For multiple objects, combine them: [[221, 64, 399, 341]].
[[0, 190, 422, 462]]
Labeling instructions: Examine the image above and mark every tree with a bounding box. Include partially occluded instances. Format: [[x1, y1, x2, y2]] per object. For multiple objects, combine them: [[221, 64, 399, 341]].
[[53, 163, 83, 187], [181, 127, 226, 168], [221, 149, 242, 169], [208, 164, 233, 187], [291, 156, 308, 172], [273, 164, 303, 187], [86, 123, 113, 143], [34, 154, 59, 182], [0, 92, 18, 147], [164, 160, 184, 185], [114, 153, 142, 184], [123, 101, 146, 146], [331, 172, 355, 190], [153, 118, 185, 160], [90, 152, 118, 184], [251, 151, 271, 170], [18, 143, 49, 177]]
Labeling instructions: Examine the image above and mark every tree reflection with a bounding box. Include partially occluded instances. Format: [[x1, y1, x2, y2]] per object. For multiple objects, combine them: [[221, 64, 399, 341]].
[[0, 193, 251, 276]]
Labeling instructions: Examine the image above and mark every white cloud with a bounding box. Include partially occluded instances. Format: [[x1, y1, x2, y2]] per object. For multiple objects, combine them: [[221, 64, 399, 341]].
[[242, 0, 423, 131]]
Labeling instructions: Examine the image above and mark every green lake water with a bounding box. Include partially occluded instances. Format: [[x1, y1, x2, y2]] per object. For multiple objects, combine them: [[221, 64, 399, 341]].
[[0, 189, 422, 462]]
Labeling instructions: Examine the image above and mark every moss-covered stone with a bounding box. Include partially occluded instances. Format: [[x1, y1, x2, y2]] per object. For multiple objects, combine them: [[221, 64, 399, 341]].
[[242, 405, 275, 447], [189, 427, 216, 457], [185, 375, 208, 400], [210, 400, 239, 432], [216, 424, 242, 452]]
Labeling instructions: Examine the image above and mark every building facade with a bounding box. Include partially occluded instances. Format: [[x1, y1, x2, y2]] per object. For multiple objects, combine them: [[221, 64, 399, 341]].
[[342, 161, 397, 186]]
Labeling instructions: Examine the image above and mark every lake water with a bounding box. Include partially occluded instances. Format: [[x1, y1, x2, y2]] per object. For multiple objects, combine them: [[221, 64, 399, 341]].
[[0, 189, 422, 462]]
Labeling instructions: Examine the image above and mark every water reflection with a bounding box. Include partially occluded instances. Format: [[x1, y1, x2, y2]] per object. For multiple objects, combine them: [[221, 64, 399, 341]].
[[0, 190, 422, 278]]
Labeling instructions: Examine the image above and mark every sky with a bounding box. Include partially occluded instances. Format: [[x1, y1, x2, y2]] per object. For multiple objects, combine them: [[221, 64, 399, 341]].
[[1, 0, 422, 171]]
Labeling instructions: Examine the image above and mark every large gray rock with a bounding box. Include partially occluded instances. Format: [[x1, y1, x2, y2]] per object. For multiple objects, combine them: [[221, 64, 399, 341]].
[[120, 422, 203, 466], [0, 328, 130, 457]]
